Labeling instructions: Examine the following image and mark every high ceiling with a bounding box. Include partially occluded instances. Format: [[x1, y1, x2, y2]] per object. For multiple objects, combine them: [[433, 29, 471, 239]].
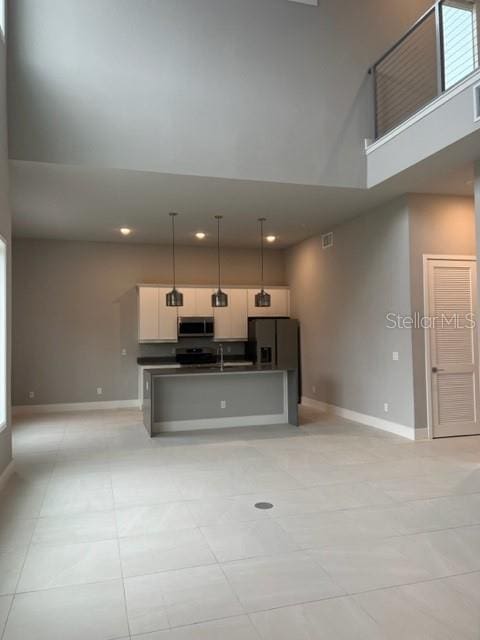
[[10, 161, 371, 248], [10, 157, 474, 249], [8, 0, 475, 249]]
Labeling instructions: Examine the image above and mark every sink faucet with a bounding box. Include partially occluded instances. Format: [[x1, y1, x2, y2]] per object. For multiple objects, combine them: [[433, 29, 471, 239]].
[[217, 343, 224, 371]]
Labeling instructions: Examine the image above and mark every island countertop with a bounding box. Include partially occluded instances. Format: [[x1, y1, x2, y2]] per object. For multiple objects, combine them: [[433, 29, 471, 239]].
[[143, 364, 293, 376]]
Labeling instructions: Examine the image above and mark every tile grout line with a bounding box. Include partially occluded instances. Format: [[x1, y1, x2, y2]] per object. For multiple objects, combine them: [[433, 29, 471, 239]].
[[5, 410, 480, 637], [199, 520, 250, 625], [351, 568, 480, 635], [0, 424, 64, 640], [110, 463, 135, 639]]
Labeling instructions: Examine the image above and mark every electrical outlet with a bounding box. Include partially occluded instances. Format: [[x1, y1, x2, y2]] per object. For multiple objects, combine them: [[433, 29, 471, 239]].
[[28, 391, 35, 399], [392, 352, 399, 361], [312, 385, 317, 394], [97, 387, 103, 396], [384, 403, 389, 413], [220, 400, 227, 409], [121, 348, 127, 357]]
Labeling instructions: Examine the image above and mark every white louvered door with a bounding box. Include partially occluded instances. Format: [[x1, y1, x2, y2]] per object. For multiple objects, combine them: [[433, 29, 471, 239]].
[[427, 259, 479, 438]]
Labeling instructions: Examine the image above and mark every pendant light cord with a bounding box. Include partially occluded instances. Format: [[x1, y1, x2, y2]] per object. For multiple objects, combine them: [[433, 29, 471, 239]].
[[259, 217, 266, 290], [217, 217, 221, 288], [215, 215, 223, 290], [170, 212, 177, 289]]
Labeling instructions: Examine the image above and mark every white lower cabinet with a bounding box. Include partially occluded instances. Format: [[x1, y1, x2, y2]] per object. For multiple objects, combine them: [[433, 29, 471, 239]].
[[214, 289, 248, 341], [138, 287, 178, 342], [247, 288, 290, 317]]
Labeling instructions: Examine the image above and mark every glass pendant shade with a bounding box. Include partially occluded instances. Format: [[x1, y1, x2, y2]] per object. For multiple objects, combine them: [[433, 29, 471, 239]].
[[166, 288, 183, 307], [166, 212, 184, 307], [255, 289, 271, 307], [212, 215, 228, 308], [212, 289, 228, 308], [255, 217, 271, 308]]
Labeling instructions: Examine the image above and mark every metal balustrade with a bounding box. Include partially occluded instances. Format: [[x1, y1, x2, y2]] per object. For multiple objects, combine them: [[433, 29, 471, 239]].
[[370, 0, 479, 139]]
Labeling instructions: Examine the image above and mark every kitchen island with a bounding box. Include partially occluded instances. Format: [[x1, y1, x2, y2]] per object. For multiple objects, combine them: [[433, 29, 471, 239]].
[[142, 365, 299, 435]]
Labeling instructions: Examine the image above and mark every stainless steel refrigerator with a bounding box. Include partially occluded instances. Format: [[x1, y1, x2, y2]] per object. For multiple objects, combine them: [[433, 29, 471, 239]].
[[247, 318, 300, 403]]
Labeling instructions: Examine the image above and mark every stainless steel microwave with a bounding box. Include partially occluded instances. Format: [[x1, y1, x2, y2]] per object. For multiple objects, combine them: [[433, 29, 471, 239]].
[[178, 317, 215, 338]]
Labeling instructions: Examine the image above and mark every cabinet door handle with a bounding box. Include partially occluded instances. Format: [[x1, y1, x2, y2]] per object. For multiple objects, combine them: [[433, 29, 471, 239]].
[[432, 367, 445, 373]]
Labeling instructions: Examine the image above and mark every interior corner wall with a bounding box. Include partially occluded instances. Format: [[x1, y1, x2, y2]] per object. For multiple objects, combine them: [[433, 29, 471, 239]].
[[408, 193, 476, 432], [0, 36, 12, 477], [287, 197, 415, 429], [12, 239, 286, 406]]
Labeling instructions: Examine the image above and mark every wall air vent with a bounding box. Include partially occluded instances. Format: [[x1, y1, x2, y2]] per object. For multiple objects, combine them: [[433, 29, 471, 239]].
[[321, 232, 334, 250], [474, 83, 480, 122], [288, 0, 318, 5]]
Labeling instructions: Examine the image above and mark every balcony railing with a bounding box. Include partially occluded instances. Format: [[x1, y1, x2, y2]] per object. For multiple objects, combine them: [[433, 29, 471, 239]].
[[370, 0, 479, 139]]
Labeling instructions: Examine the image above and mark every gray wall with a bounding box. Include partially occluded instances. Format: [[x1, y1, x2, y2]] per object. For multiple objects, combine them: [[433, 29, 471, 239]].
[[0, 34, 12, 476], [367, 75, 480, 187], [12, 239, 286, 405], [408, 194, 476, 431], [153, 371, 284, 422], [287, 198, 415, 428], [8, 0, 430, 188]]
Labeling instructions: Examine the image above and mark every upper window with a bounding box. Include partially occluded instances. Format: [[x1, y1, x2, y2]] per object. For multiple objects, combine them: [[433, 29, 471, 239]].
[[0, 0, 4, 39], [443, 0, 479, 89], [0, 239, 6, 430]]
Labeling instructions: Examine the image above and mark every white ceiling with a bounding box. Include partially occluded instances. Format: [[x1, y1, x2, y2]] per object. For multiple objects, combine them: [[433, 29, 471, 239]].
[[10, 0, 471, 249], [10, 161, 371, 248], [10, 157, 474, 249]]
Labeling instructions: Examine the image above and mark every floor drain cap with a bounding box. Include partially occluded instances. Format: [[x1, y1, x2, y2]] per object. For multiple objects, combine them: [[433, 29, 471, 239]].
[[254, 502, 274, 510]]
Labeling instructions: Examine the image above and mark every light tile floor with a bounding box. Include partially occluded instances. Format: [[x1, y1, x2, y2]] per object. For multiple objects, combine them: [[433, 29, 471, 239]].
[[1, 406, 480, 638]]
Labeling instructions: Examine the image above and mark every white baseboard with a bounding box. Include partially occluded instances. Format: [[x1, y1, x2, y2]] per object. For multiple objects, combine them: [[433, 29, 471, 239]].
[[301, 396, 417, 441], [0, 460, 14, 491], [12, 399, 141, 416], [153, 412, 288, 433]]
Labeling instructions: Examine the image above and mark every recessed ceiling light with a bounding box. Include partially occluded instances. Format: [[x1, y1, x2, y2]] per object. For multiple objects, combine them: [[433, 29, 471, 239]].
[[195, 232, 206, 239], [266, 235, 277, 243], [120, 227, 132, 236]]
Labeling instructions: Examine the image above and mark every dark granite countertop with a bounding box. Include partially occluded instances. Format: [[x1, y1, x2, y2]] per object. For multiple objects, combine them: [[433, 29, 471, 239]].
[[137, 355, 251, 366], [137, 356, 177, 365], [143, 364, 293, 376]]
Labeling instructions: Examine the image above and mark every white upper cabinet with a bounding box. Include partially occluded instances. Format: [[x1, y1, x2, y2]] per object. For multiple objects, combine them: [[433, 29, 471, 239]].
[[230, 289, 249, 339], [138, 286, 178, 342], [138, 287, 159, 341], [196, 288, 214, 316], [158, 288, 179, 341], [247, 288, 290, 317], [139, 285, 290, 342], [214, 289, 248, 341], [178, 288, 196, 316], [177, 288, 214, 317]]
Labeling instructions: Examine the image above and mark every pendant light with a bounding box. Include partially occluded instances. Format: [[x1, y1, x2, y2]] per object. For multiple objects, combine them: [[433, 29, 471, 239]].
[[255, 217, 271, 307], [211, 215, 228, 308], [166, 212, 184, 307]]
